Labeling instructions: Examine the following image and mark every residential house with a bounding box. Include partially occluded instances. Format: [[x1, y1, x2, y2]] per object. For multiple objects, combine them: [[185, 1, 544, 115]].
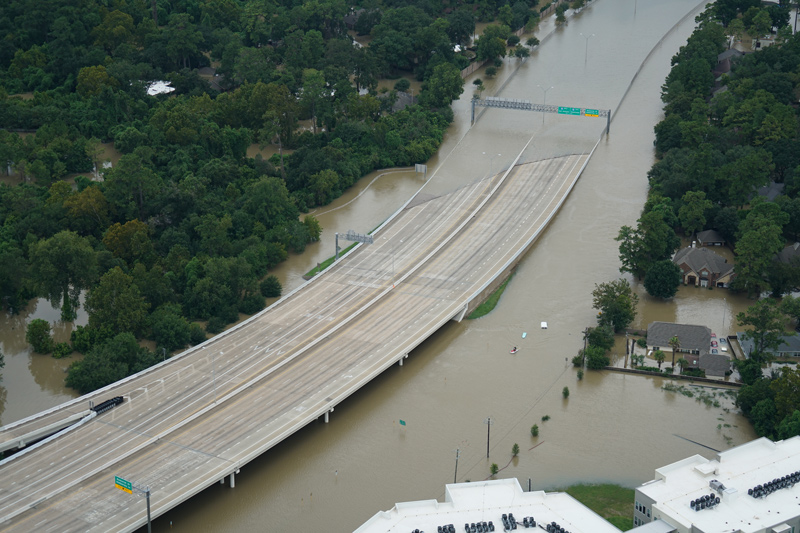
[[673, 245, 735, 288], [647, 322, 712, 367], [738, 331, 800, 358], [695, 229, 725, 247], [698, 353, 731, 377], [776, 242, 800, 265]]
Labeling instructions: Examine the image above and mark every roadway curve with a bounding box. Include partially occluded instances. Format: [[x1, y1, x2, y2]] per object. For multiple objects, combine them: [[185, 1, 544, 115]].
[[0, 151, 589, 532]]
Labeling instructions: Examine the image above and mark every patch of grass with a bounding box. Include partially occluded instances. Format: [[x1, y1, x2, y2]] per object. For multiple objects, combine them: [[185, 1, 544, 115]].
[[468, 274, 514, 319], [561, 484, 635, 531], [304, 243, 357, 278]]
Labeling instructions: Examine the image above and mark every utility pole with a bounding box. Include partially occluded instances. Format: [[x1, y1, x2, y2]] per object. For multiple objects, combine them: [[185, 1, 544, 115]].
[[484, 417, 493, 458], [454, 448, 460, 483]]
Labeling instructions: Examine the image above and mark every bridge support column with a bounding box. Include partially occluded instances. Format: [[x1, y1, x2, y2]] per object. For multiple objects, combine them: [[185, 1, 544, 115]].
[[230, 471, 235, 488], [398, 354, 408, 367], [324, 407, 334, 423]]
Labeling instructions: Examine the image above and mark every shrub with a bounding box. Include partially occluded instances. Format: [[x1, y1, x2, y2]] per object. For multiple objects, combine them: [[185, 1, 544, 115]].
[[189, 323, 206, 345], [52, 342, 73, 359], [562, 386, 570, 398], [26, 319, 54, 353], [206, 316, 226, 334], [394, 78, 411, 92], [485, 66, 497, 78], [512, 443, 520, 456], [507, 35, 520, 47], [240, 293, 266, 315], [541, 415, 550, 422], [577, 369, 584, 380], [260, 275, 282, 298], [530, 424, 539, 437], [636, 338, 647, 348], [572, 353, 583, 366], [490, 463, 499, 476]]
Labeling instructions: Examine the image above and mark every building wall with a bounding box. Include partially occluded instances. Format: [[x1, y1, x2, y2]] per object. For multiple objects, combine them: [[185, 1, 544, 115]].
[[634, 489, 656, 527]]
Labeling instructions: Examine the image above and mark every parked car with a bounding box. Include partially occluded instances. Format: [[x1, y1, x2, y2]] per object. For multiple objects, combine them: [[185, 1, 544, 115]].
[[711, 332, 717, 338], [720, 346, 728, 352], [720, 337, 727, 344], [711, 348, 719, 354], [711, 340, 718, 347]]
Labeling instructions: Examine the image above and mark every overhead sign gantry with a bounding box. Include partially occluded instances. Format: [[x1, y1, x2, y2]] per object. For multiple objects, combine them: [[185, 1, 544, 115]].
[[472, 96, 611, 134]]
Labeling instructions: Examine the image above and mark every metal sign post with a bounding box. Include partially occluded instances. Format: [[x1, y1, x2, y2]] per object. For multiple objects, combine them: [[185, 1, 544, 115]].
[[471, 96, 611, 133], [114, 476, 152, 533], [335, 230, 374, 262]]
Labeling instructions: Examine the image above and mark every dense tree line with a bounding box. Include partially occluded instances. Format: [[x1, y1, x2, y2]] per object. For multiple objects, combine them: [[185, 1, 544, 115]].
[[614, 0, 800, 439], [616, 0, 800, 299], [0, 0, 552, 391]]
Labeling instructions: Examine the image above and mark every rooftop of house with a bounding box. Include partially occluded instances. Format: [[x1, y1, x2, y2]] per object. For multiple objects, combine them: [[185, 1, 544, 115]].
[[695, 229, 725, 245], [673, 246, 733, 277], [647, 322, 711, 353]]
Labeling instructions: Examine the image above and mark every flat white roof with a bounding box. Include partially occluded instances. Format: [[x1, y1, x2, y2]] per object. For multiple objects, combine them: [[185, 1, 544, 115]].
[[638, 437, 800, 533], [355, 478, 622, 533]]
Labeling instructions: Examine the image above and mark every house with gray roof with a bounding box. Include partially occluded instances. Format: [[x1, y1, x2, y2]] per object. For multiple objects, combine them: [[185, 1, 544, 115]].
[[673, 245, 734, 288], [695, 229, 725, 247], [647, 322, 712, 367], [738, 331, 800, 358], [776, 242, 800, 265], [698, 353, 731, 377]]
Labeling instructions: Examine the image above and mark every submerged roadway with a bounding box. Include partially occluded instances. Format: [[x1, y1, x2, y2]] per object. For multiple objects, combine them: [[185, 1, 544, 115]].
[[0, 150, 589, 532]]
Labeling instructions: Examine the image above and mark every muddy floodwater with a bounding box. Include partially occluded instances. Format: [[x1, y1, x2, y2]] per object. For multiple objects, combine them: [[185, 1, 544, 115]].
[[0, 1, 759, 531]]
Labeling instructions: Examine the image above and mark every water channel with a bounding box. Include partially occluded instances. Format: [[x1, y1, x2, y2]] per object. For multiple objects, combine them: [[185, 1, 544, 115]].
[[0, 0, 760, 531]]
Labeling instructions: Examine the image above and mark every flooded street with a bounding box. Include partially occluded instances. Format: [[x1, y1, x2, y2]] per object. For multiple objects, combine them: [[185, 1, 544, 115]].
[[0, 0, 760, 531]]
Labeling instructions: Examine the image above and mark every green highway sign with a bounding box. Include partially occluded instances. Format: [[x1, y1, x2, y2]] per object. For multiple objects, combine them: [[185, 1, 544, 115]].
[[584, 109, 599, 117], [115, 476, 132, 494], [557, 106, 581, 116]]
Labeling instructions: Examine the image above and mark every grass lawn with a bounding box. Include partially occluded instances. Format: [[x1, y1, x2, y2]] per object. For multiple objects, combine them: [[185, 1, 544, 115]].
[[304, 243, 357, 278], [467, 274, 514, 319], [558, 483, 635, 531]]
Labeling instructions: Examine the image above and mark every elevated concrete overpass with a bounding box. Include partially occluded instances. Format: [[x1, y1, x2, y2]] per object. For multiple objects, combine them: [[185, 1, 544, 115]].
[[0, 150, 590, 532]]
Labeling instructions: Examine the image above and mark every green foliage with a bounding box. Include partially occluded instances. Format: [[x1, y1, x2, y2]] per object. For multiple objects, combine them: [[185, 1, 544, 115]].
[[86, 267, 150, 337], [260, 275, 283, 298], [511, 443, 519, 457], [66, 333, 157, 394], [70, 325, 113, 354], [577, 369, 584, 380], [737, 299, 791, 363], [26, 319, 54, 353], [587, 326, 614, 352], [592, 279, 639, 332], [189, 323, 207, 346], [563, 484, 635, 532], [585, 345, 610, 370], [149, 304, 191, 352], [490, 463, 499, 476], [652, 349, 666, 369], [468, 275, 513, 319], [562, 386, 570, 398], [541, 415, 550, 422], [52, 342, 73, 359], [644, 260, 682, 299], [636, 338, 647, 348], [530, 424, 539, 437]]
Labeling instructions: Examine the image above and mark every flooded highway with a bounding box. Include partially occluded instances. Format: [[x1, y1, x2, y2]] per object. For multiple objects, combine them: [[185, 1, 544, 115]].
[[0, 1, 759, 531]]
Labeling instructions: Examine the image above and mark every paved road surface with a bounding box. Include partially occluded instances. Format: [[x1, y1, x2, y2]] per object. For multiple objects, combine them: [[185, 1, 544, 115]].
[[0, 153, 589, 532]]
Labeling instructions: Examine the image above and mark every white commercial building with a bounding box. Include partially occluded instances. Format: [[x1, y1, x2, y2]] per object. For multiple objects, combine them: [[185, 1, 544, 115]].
[[355, 478, 623, 533], [635, 437, 800, 533]]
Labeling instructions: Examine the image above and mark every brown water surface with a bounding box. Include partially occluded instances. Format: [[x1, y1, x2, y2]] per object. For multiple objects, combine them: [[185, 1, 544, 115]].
[[0, 1, 759, 531]]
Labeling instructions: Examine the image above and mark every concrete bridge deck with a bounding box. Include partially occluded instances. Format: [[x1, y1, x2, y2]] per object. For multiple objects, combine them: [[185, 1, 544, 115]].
[[0, 153, 588, 532]]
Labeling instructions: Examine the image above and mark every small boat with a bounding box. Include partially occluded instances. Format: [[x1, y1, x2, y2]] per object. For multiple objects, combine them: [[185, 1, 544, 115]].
[[522, 332, 527, 339], [510, 348, 518, 354]]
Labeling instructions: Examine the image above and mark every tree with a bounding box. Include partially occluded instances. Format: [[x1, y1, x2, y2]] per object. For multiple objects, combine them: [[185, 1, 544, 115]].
[[530, 424, 539, 437], [149, 304, 191, 351], [513, 45, 530, 60], [668, 335, 681, 368], [419, 63, 464, 109], [592, 279, 639, 332], [164, 14, 203, 68], [490, 463, 499, 476], [76, 65, 118, 97], [66, 333, 157, 394], [26, 319, 54, 354], [616, 225, 647, 279], [85, 267, 150, 336], [676, 357, 690, 373], [475, 25, 509, 62], [260, 275, 282, 298], [771, 366, 800, 420], [301, 68, 328, 134], [653, 349, 666, 369], [644, 260, 681, 299], [511, 443, 520, 456], [562, 386, 570, 398], [587, 325, 614, 351], [29, 231, 97, 320], [678, 191, 712, 236], [585, 344, 610, 370], [737, 299, 790, 363]]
